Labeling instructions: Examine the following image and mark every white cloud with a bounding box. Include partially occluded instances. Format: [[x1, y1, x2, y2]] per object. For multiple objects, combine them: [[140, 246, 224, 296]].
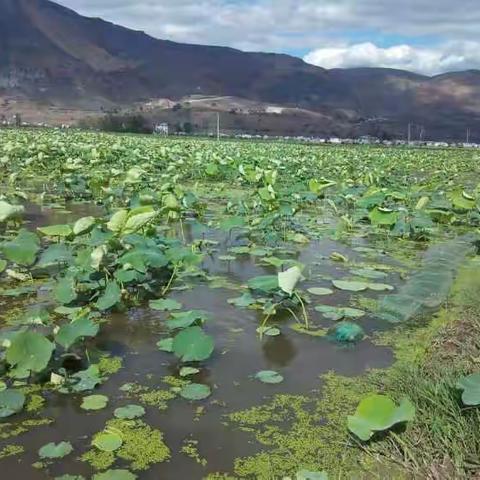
[[304, 42, 480, 75], [55, 0, 480, 73]]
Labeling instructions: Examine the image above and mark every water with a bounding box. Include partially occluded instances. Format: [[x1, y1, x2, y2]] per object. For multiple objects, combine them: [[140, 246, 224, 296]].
[[0, 203, 409, 479]]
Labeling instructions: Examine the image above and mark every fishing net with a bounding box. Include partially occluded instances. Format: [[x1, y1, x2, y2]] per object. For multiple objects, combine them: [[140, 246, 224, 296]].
[[328, 321, 365, 343], [378, 235, 477, 323]]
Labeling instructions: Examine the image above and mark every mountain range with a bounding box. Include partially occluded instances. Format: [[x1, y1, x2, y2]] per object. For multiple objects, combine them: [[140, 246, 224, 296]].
[[1, 0, 479, 140]]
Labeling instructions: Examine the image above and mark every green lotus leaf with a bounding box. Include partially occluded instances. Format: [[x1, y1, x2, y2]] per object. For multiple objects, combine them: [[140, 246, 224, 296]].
[[254, 370, 284, 384], [6, 331, 54, 378], [68, 365, 102, 393], [0, 389, 26, 417], [37, 244, 74, 268], [348, 394, 415, 441], [368, 283, 394, 292], [228, 292, 256, 308], [248, 275, 279, 293], [122, 206, 157, 234], [308, 287, 333, 296], [332, 280, 369, 292], [179, 367, 200, 377], [92, 431, 123, 452], [96, 281, 121, 311], [81, 394, 109, 411], [157, 338, 174, 352], [256, 326, 281, 336], [39, 441, 73, 459], [114, 404, 145, 419], [448, 190, 476, 210], [172, 326, 214, 362], [1, 229, 40, 266], [38, 224, 73, 237], [166, 310, 210, 329], [93, 470, 137, 480], [457, 373, 480, 406], [54, 276, 77, 305], [107, 209, 129, 233], [73, 216, 96, 236], [369, 207, 398, 226], [149, 298, 183, 311], [55, 315, 99, 350], [180, 383, 211, 400]]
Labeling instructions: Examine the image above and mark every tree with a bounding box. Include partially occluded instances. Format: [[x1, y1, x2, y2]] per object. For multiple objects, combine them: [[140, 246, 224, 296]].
[[95, 114, 152, 134], [183, 122, 194, 135]]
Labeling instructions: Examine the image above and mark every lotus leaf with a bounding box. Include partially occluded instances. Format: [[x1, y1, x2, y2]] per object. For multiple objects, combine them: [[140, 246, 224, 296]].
[[180, 383, 212, 400], [0, 389, 26, 417], [457, 373, 480, 405], [348, 395, 415, 441], [172, 326, 214, 362], [39, 441, 73, 459], [6, 331, 54, 377], [255, 370, 284, 384], [81, 394, 109, 411]]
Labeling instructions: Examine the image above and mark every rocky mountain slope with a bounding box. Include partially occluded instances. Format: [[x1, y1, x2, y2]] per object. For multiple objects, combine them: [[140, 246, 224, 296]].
[[1, 0, 479, 140]]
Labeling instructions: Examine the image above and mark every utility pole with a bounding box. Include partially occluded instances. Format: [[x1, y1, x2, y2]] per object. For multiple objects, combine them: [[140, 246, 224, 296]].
[[216, 112, 220, 141], [407, 123, 412, 144], [466, 128, 471, 144]]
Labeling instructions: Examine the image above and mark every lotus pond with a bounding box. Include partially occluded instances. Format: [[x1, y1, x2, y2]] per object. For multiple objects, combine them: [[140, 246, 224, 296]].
[[0, 129, 480, 479]]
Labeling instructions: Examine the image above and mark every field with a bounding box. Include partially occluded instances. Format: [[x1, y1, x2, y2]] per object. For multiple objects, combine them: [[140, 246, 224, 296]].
[[0, 129, 480, 479]]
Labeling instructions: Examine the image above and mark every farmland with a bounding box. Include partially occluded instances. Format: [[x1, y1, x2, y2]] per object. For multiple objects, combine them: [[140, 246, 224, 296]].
[[0, 129, 480, 479]]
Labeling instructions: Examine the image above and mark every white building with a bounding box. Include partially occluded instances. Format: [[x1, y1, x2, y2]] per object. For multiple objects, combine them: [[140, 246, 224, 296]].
[[154, 123, 169, 135]]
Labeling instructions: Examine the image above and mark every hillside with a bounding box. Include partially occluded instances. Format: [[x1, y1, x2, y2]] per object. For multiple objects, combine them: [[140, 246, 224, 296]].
[[1, 0, 479, 140]]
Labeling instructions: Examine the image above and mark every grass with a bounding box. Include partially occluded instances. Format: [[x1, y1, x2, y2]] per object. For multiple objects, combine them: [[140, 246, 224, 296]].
[[364, 261, 480, 478]]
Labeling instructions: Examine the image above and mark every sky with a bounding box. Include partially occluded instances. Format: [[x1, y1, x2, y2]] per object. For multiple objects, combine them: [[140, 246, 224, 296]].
[[55, 0, 480, 75]]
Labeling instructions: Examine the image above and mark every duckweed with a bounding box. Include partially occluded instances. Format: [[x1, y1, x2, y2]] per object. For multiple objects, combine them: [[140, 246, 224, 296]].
[[98, 356, 123, 376], [0, 418, 53, 440], [139, 389, 176, 411], [181, 439, 207, 467], [26, 394, 45, 413], [0, 444, 24, 459], [83, 419, 170, 471]]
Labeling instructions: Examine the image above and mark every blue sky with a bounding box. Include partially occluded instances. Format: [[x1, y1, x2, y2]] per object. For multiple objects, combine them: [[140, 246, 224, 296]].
[[56, 0, 480, 75]]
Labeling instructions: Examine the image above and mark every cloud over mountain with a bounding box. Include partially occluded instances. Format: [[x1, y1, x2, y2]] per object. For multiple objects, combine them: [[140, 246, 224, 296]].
[[304, 42, 480, 75], [57, 0, 480, 74]]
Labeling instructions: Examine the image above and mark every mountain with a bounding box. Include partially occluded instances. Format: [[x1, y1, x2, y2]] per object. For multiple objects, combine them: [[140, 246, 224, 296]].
[[1, 0, 479, 140]]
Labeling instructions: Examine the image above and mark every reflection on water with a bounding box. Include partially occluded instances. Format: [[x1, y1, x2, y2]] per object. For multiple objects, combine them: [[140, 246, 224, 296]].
[[262, 335, 297, 367], [23, 201, 105, 230]]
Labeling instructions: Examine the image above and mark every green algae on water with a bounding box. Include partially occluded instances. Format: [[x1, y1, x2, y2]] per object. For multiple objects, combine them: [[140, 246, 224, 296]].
[[226, 373, 377, 479], [98, 355, 123, 376], [26, 393, 46, 413], [0, 444, 24, 459], [181, 439, 207, 467], [82, 419, 170, 471], [139, 389, 176, 410], [81, 449, 115, 471], [0, 418, 53, 440], [120, 382, 177, 411]]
